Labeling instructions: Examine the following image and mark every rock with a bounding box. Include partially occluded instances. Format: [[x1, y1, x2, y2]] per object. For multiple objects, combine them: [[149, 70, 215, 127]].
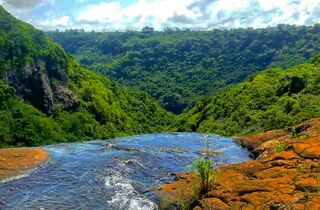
[[54, 84, 80, 113], [240, 191, 275, 206], [253, 166, 297, 179], [198, 198, 229, 210], [196, 149, 224, 156], [158, 118, 320, 209], [0, 148, 48, 181], [4, 60, 79, 115], [295, 177, 318, 192], [224, 161, 265, 176]]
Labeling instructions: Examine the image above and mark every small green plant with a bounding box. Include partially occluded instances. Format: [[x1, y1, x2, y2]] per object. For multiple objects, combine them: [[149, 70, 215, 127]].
[[296, 163, 304, 172], [299, 133, 310, 140], [290, 128, 298, 138], [274, 142, 287, 153], [176, 199, 189, 210], [317, 177, 320, 192], [191, 157, 213, 194], [303, 187, 312, 200]]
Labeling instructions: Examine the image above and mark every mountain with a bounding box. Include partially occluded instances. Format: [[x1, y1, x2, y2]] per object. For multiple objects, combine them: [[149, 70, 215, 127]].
[[0, 6, 174, 147], [47, 25, 320, 113], [174, 57, 320, 136]]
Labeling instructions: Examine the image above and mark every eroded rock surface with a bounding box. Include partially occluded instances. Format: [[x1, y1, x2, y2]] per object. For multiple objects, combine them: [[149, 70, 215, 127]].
[[0, 148, 48, 182], [158, 118, 320, 209]]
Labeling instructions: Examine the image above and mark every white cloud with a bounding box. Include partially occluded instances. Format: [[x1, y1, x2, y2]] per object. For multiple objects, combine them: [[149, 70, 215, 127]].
[[2, 0, 320, 31], [77, 0, 200, 30], [78, 2, 121, 24], [40, 16, 71, 29]]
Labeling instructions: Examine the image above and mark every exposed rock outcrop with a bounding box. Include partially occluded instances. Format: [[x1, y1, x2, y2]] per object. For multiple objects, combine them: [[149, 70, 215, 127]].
[[4, 60, 79, 115], [158, 118, 320, 209]]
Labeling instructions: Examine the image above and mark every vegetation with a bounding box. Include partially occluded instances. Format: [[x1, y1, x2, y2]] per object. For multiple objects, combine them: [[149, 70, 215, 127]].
[[304, 187, 313, 200], [175, 57, 320, 136], [191, 157, 215, 194], [0, 6, 174, 148], [48, 24, 320, 113], [274, 142, 287, 153]]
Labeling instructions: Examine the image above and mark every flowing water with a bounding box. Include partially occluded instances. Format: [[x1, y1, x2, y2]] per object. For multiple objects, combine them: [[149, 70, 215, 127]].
[[0, 133, 250, 210]]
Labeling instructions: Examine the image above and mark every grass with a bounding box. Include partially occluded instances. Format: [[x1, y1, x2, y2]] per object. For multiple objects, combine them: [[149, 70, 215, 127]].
[[191, 157, 217, 194], [296, 163, 304, 172], [303, 187, 313, 200], [274, 142, 287, 153]]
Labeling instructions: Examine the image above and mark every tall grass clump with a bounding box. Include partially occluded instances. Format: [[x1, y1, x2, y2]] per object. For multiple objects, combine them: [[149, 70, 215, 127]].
[[191, 157, 213, 194]]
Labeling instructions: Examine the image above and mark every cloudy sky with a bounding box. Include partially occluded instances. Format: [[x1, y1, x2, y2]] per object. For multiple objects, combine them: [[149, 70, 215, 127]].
[[0, 0, 320, 31]]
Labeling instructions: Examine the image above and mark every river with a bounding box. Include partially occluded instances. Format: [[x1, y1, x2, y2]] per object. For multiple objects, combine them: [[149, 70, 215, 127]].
[[0, 133, 250, 210]]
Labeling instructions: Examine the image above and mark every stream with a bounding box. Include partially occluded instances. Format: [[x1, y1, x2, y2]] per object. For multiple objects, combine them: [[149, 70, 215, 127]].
[[0, 133, 250, 210]]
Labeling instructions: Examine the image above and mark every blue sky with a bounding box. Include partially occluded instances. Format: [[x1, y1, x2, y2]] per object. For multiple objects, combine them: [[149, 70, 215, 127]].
[[1, 0, 320, 31]]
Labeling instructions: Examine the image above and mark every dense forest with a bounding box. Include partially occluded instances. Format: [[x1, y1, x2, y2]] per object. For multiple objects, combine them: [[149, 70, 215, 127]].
[[0, 6, 174, 148], [48, 25, 320, 113], [174, 57, 320, 136]]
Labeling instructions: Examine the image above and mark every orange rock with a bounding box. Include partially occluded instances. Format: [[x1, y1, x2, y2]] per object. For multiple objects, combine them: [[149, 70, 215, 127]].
[[240, 191, 275, 206], [158, 118, 320, 209], [223, 160, 265, 176], [264, 151, 298, 162], [0, 148, 48, 181], [295, 177, 318, 192], [198, 198, 229, 210], [254, 166, 297, 179]]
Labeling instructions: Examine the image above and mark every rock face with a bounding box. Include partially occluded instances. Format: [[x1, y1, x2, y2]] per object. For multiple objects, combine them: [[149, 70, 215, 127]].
[[0, 148, 48, 182], [158, 118, 320, 209], [4, 60, 79, 115]]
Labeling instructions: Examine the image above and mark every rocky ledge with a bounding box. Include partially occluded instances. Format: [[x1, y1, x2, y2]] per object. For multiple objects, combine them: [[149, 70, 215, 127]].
[[0, 148, 48, 182], [158, 118, 320, 209]]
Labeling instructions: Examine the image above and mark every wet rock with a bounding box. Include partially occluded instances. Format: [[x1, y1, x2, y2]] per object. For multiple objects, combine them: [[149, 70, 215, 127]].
[[196, 148, 224, 156], [0, 148, 48, 181]]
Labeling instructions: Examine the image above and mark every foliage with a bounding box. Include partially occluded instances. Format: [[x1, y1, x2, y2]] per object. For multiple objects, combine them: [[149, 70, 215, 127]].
[[191, 157, 214, 194], [274, 142, 287, 153], [174, 59, 320, 136], [0, 6, 174, 147], [304, 187, 313, 200], [296, 163, 304, 172], [48, 24, 320, 113]]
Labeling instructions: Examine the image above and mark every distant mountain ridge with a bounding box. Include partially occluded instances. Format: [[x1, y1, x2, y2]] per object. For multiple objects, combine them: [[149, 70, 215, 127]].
[[48, 24, 320, 113]]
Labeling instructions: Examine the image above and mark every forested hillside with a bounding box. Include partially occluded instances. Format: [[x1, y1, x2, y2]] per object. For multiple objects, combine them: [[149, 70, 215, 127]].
[[0, 6, 174, 147], [174, 57, 320, 136], [48, 25, 320, 113]]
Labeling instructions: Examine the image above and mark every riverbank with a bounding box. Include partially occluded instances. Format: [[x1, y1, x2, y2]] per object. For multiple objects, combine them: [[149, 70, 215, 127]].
[[158, 118, 320, 209], [0, 148, 48, 182]]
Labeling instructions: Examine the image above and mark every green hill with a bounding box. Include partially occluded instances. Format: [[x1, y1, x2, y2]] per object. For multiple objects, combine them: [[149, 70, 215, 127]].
[[174, 57, 320, 136], [48, 25, 320, 113], [0, 6, 174, 147]]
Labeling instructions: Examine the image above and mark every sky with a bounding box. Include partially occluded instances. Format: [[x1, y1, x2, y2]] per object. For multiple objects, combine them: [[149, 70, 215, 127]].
[[0, 0, 320, 31]]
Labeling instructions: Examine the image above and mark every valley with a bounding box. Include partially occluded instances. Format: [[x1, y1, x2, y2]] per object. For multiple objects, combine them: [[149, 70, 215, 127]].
[[0, 2, 320, 210]]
